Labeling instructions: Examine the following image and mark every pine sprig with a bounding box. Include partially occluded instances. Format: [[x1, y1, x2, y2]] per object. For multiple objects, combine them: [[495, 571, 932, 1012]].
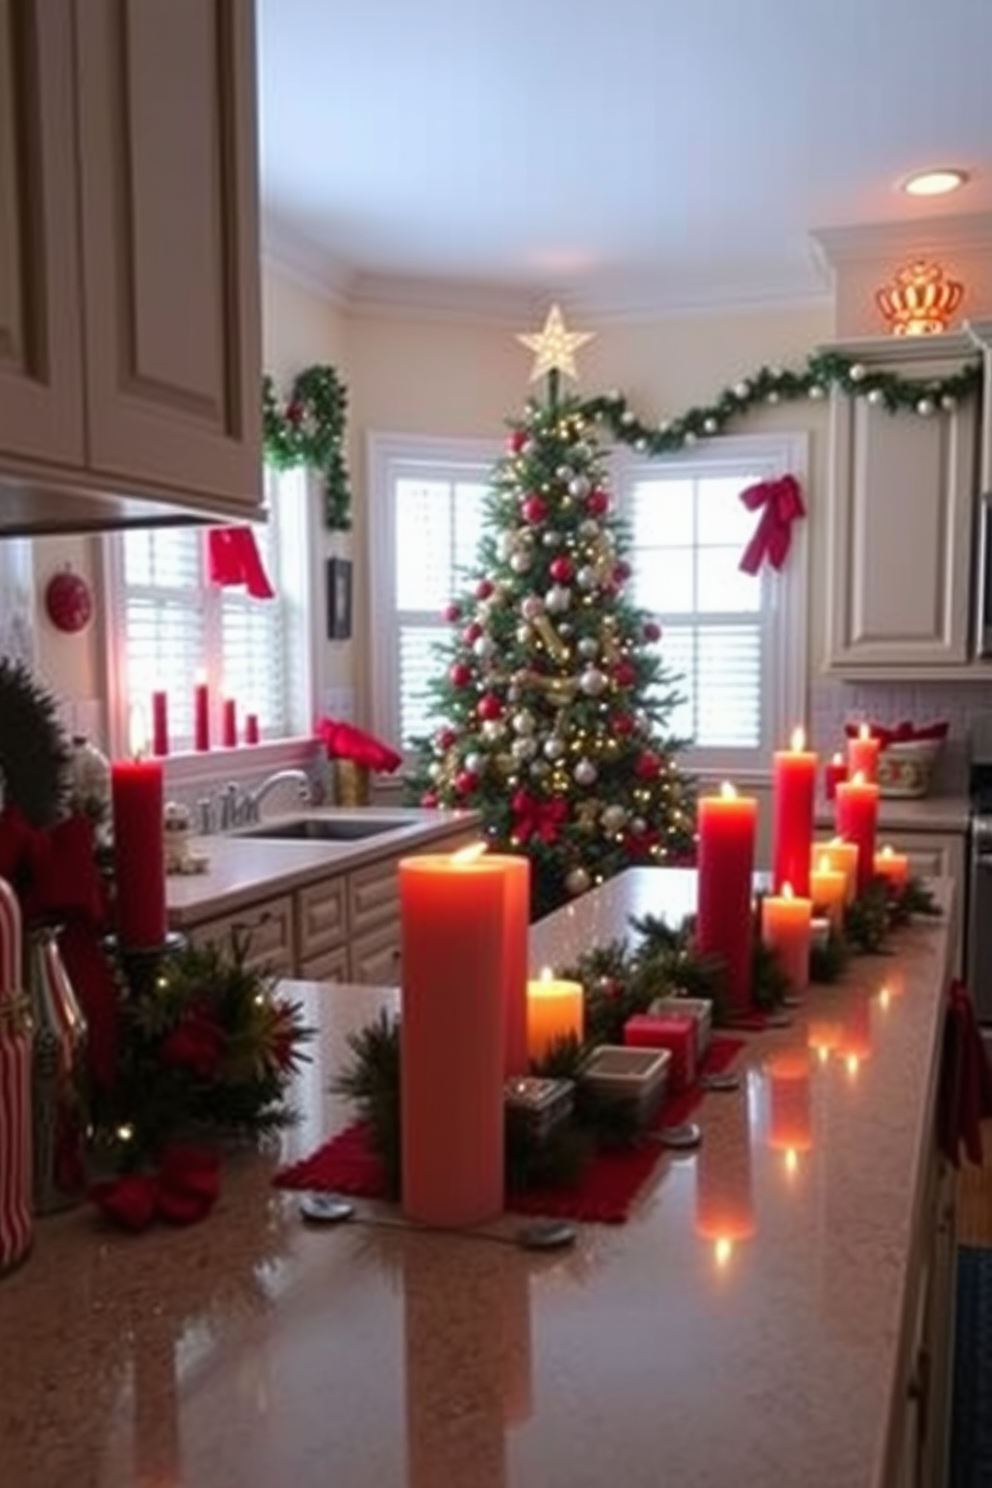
[[263, 365, 351, 531]]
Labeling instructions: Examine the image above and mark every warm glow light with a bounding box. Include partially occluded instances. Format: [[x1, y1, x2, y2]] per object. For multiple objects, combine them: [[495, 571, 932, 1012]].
[[817, 854, 831, 874], [852, 770, 866, 786], [452, 842, 488, 865], [719, 781, 737, 800], [858, 723, 870, 741], [817, 1046, 830, 1065], [784, 1148, 799, 1176], [846, 1054, 860, 1078], [831, 751, 843, 766], [790, 726, 806, 752], [901, 168, 969, 197], [782, 881, 794, 900], [876, 258, 964, 336], [128, 705, 149, 760], [878, 988, 892, 1012], [714, 1237, 734, 1268]]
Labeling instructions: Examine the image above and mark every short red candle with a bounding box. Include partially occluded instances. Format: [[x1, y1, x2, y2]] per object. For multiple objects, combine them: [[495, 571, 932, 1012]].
[[824, 753, 847, 802], [847, 723, 880, 784], [623, 1013, 696, 1091], [696, 783, 757, 1016], [835, 772, 880, 895], [244, 713, 260, 745], [221, 697, 237, 748], [151, 691, 169, 757], [772, 726, 817, 895], [193, 672, 210, 752], [399, 850, 506, 1227], [111, 745, 166, 950]]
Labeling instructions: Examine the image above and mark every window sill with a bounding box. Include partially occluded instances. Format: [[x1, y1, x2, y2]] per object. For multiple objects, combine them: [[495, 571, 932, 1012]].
[[160, 736, 321, 796]]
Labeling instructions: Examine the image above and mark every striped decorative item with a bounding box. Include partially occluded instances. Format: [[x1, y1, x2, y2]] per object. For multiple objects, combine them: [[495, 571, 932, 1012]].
[[26, 927, 88, 1215], [0, 876, 33, 1274]]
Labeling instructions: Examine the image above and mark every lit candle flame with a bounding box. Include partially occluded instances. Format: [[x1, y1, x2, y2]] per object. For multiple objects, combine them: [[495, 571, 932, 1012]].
[[782, 881, 794, 900], [831, 751, 843, 766], [128, 704, 149, 760], [879, 845, 893, 860], [719, 781, 737, 800], [784, 1148, 799, 1176], [790, 726, 806, 752], [858, 722, 871, 741], [852, 770, 866, 786], [817, 853, 831, 874], [452, 842, 488, 865]]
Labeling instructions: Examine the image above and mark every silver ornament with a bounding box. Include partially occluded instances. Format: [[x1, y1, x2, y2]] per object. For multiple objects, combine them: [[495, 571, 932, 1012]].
[[556, 465, 573, 481], [630, 817, 646, 835], [568, 475, 591, 499], [766, 391, 780, 405], [511, 736, 537, 761], [867, 388, 884, 406], [576, 565, 598, 590], [579, 519, 600, 539], [512, 709, 535, 734], [683, 431, 698, 447], [635, 437, 648, 452], [574, 758, 597, 786], [543, 736, 566, 761], [703, 416, 719, 435], [566, 866, 590, 896], [498, 531, 518, 560], [481, 719, 506, 742], [558, 622, 573, 638], [917, 398, 935, 417], [473, 635, 496, 660], [578, 636, 599, 659], [941, 394, 957, 411], [734, 380, 751, 400], [530, 759, 549, 779], [849, 363, 866, 382], [507, 684, 521, 704], [516, 624, 532, 644], [521, 594, 544, 621], [601, 804, 626, 833], [464, 752, 483, 774], [621, 410, 636, 426], [808, 384, 826, 401], [509, 551, 532, 574], [545, 584, 572, 613], [579, 667, 607, 697]]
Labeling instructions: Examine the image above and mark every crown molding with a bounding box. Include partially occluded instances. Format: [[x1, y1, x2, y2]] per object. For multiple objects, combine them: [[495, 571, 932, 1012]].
[[810, 210, 992, 276], [260, 212, 355, 305], [345, 272, 549, 327]]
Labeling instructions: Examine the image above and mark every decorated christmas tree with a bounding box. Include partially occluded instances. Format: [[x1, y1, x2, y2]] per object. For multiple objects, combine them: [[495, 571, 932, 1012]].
[[408, 307, 697, 917]]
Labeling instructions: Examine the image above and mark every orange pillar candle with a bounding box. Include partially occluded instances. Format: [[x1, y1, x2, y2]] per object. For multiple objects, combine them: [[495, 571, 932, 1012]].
[[847, 723, 880, 783], [835, 772, 880, 896], [760, 883, 812, 995], [696, 782, 757, 1016], [399, 851, 507, 1227], [526, 969, 584, 1064], [813, 837, 859, 905], [809, 852, 846, 932], [483, 853, 531, 1077], [772, 726, 817, 895], [873, 844, 909, 893]]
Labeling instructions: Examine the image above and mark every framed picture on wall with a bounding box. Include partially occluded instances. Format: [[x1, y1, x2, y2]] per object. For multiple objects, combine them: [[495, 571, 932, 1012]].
[[326, 558, 353, 641]]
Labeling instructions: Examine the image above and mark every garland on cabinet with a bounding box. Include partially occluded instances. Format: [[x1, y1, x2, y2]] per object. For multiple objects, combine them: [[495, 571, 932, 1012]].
[[262, 364, 352, 531]]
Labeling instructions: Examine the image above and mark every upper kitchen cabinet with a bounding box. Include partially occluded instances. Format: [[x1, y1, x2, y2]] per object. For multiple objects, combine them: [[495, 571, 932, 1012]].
[[823, 330, 981, 676], [0, 0, 263, 532]]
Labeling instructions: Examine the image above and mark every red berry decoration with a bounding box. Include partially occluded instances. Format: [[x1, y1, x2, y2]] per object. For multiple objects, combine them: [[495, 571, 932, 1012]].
[[586, 489, 610, 517], [476, 578, 495, 600], [612, 660, 637, 688], [455, 769, 479, 796], [444, 601, 462, 623], [635, 751, 662, 781], [643, 620, 662, 642], [549, 556, 574, 583], [449, 662, 472, 688], [477, 693, 503, 721], [508, 429, 527, 453], [521, 495, 548, 525]]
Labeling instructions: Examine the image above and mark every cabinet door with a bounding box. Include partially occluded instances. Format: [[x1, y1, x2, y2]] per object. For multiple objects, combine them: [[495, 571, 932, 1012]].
[[826, 378, 976, 668], [187, 894, 296, 979], [350, 923, 402, 987], [0, 0, 84, 464], [74, 0, 262, 511]]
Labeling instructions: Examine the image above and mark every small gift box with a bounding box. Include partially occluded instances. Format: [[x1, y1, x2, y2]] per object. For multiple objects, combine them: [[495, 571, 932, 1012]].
[[623, 1014, 696, 1092], [579, 1046, 671, 1125], [649, 996, 713, 1060], [504, 1076, 574, 1145]]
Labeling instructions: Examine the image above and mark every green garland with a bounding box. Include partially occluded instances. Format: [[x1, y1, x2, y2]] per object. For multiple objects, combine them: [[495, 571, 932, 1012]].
[[263, 365, 352, 531], [577, 349, 982, 457]]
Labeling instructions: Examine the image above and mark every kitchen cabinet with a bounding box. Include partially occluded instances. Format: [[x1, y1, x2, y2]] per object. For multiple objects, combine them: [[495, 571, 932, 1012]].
[[0, 0, 262, 526], [187, 892, 297, 980], [823, 329, 979, 675]]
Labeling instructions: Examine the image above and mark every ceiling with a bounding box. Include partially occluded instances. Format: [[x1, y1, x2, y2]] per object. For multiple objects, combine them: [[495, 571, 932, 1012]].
[[256, 0, 992, 317]]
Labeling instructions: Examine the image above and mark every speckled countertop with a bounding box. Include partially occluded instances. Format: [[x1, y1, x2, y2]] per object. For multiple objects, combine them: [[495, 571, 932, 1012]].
[[166, 806, 482, 924], [0, 869, 954, 1488]]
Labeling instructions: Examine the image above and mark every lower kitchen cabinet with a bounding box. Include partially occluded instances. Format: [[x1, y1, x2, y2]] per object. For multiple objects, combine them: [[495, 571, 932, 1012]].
[[186, 892, 296, 979]]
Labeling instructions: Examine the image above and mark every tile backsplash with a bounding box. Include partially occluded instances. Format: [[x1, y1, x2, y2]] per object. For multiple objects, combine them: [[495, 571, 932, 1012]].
[[811, 678, 992, 794]]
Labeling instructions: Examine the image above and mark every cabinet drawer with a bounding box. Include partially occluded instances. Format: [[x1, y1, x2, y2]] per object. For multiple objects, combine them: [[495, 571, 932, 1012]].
[[298, 943, 351, 985], [296, 877, 348, 963], [187, 894, 296, 978], [348, 859, 400, 938], [350, 923, 401, 986]]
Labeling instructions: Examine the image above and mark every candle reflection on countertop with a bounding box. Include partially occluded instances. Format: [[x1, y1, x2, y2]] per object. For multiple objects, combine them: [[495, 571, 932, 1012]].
[[695, 1083, 756, 1268]]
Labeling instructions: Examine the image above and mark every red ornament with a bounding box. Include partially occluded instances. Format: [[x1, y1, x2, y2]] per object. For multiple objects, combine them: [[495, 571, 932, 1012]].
[[462, 622, 483, 645], [508, 429, 527, 453], [635, 751, 662, 781], [613, 713, 636, 737], [421, 792, 439, 809], [45, 568, 93, 634], [477, 693, 503, 721], [455, 769, 479, 796], [549, 556, 574, 583], [521, 495, 548, 525], [586, 489, 610, 517], [613, 560, 631, 583], [444, 601, 462, 623], [449, 662, 472, 688], [437, 728, 458, 751], [612, 660, 637, 688], [475, 578, 495, 600], [286, 400, 305, 425], [643, 620, 662, 642]]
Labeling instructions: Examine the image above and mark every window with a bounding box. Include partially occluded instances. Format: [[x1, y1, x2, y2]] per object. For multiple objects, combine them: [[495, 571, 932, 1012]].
[[614, 433, 808, 775], [105, 467, 313, 754], [368, 434, 497, 752]]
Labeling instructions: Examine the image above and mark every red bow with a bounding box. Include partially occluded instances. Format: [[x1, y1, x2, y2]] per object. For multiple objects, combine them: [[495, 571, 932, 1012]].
[[90, 1145, 221, 1232], [317, 718, 402, 774], [738, 475, 805, 575], [511, 790, 569, 845], [206, 527, 275, 599], [0, 806, 119, 1092]]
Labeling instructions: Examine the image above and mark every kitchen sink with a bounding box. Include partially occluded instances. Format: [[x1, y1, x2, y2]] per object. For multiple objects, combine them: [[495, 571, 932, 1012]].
[[239, 816, 414, 842]]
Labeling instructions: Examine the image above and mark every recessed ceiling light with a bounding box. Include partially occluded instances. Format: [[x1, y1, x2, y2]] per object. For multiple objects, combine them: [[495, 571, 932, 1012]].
[[901, 168, 969, 197]]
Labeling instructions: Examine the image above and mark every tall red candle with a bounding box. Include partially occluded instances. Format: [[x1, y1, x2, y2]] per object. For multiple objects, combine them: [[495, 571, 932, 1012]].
[[193, 672, 210, 752], [221, 697, 237, 748], [399, 850, 506, 1227], [111, 737, 166, 950], [244, 713, 260, 745], [847, 723, 880, 784], [151, 691, 169, 757], [772, 726, 817, 895], [834, 772, 879, 895], [696, 782, 757, 1016], [485, 853, 531, 1077], [823, 752, 847, 802]]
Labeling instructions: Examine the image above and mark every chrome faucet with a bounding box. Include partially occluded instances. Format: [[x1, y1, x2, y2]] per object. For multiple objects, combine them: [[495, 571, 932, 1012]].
[[244, 768, 313, 824]]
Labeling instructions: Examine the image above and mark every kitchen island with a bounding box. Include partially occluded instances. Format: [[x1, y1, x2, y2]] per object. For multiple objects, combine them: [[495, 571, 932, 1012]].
[[0, 869, 956, 1488]]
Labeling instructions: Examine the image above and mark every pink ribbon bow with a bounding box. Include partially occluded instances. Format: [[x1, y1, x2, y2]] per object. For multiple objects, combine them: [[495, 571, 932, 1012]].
[[738, 475, 805, 575]]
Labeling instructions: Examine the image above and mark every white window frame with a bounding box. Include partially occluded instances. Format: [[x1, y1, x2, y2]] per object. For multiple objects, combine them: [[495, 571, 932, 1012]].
[[611, 431, 809, 781], [101, 468, 320, 794], [367, 431, 500, 754]]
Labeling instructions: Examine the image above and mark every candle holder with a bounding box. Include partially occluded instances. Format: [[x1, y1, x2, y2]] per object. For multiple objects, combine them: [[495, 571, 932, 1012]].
[[580, 1045, 671, 1126], [106, 931, 187, 1000], [649, 996, 713, 1058], [504, 1076, 574, 1147]]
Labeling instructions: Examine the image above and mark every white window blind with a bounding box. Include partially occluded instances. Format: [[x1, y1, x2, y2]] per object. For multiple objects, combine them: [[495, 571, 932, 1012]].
[[110, 468, 308, 752]]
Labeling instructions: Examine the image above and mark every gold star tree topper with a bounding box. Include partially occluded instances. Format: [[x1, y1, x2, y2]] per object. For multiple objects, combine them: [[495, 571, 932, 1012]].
[[516, 304, 595, 384]]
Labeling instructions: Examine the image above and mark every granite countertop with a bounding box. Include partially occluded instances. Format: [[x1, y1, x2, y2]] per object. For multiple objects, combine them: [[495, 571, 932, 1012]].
[[0, 869, 954, 1488], [814, 793, 970, 834], [166, 806, 482, 924]]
